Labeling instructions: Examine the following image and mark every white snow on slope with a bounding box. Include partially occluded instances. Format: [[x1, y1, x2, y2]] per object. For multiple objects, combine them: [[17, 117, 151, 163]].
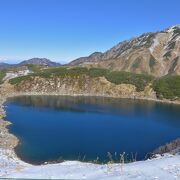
[[0, 148, 180, 179], [3, 70, 32, 81], [149, 37, 159, 54]]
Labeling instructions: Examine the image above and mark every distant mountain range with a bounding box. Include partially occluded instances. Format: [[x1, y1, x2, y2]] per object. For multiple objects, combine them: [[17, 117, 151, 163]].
[[0, 58, 61, 69], [69, 25, 180, 77]]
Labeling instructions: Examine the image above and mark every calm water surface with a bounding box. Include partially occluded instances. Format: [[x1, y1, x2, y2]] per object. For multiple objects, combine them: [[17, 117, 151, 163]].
[[5, 96, 180, 164]]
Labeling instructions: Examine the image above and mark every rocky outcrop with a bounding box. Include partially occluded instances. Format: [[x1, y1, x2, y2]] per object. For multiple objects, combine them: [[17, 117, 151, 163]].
[[69, 52, 103, 66], [153, 139, 180, 155], [0, 83, 18, 150]]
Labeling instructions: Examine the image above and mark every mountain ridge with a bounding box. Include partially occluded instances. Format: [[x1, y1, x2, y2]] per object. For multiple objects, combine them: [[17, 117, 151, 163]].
[[0, 58, 61, 68], [69, 25, 180, 77], [19, 58, 61, 67]]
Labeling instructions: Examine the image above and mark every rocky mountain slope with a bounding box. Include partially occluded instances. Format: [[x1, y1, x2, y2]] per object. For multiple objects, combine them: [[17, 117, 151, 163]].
[[69, 52, 103, 65], [69, 25, 180, 77]]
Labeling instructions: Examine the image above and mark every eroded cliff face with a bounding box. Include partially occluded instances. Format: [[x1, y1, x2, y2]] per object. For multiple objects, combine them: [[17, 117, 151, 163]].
[[12, 76, 156, 99]]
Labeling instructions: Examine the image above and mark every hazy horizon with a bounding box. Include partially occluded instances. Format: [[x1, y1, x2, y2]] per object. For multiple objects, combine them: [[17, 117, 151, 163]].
[[0, 0, 180, 64]]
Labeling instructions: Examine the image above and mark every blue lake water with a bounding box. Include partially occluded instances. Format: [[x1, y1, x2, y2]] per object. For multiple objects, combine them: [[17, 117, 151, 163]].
[[5, 96, 180, 164]]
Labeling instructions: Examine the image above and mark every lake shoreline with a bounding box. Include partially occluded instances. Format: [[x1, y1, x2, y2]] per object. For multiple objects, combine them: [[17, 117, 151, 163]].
[[0, 97, 19, 151], [1, 90, 180, 151], [1, 92, 180, 161]]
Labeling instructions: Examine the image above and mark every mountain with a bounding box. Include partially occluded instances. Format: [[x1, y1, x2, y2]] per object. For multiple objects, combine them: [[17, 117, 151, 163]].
[[0, 58, 61, 69], [19, 58, 61, 67], [69, 25, 180, 77], [69, 52, 103, 66], [0, 62, 14, 69]]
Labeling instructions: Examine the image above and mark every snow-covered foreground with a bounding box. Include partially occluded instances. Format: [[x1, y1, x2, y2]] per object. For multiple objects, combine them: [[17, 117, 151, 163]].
[[0, 148, 180, 179]]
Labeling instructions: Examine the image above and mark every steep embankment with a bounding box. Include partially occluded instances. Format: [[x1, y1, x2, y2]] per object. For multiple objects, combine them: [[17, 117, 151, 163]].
[[9, 67, 156, 100], [11, 76, 156, 99]]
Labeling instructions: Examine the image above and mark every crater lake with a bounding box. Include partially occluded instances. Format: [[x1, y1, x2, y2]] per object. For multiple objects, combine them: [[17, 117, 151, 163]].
[[4, 96, 180, 164]]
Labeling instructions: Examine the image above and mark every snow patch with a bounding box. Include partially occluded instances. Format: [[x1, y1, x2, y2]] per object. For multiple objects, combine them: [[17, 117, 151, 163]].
[[3, 70, 32, 81], [149, 38, 159, 54]]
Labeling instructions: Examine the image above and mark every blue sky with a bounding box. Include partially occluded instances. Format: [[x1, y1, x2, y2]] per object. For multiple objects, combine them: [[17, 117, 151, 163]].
[[0, 0, 179, 64]]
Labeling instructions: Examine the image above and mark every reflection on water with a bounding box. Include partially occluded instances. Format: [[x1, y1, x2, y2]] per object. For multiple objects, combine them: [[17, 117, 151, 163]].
[[8, 95, 159, 114], [5, 96, 180, 164]]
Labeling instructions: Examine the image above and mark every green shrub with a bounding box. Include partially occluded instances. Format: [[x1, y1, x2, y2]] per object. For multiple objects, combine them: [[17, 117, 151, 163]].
[[27, 64, 43, 73], [88, 68, 109, 77], [35, 67, 88, 78], [105, 71, 154, 91], [32, 67, 68, 78], [0, 70, 6, 84], [153, 75, 180, 100], [9, 75, 32, 85], [66, 67, 88, 76]]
